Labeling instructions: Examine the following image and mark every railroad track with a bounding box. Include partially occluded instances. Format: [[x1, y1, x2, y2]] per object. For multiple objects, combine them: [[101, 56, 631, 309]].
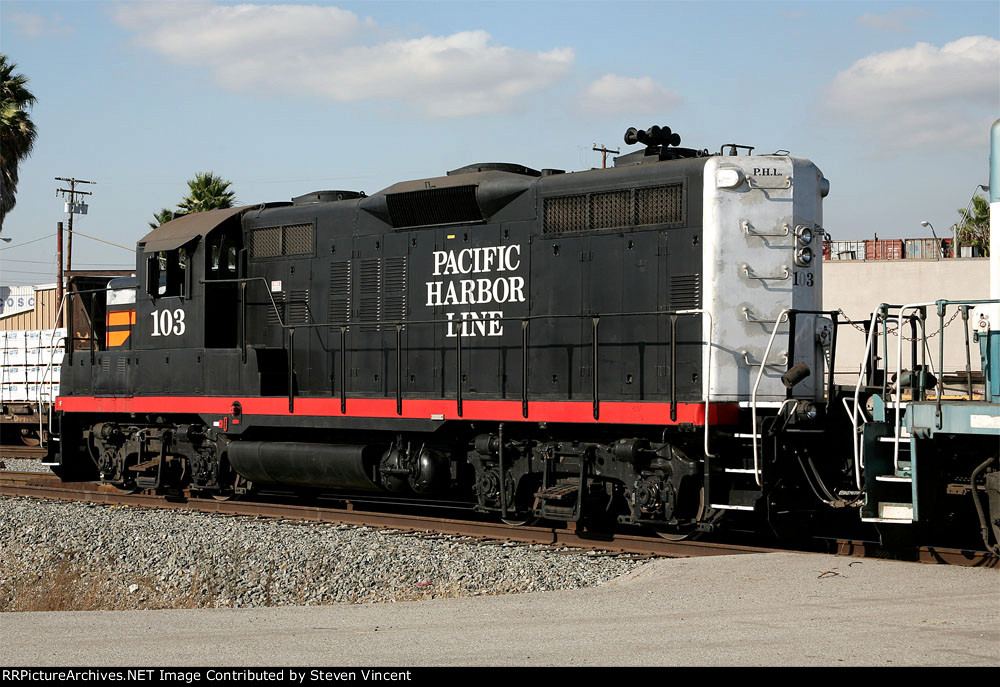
[[1, 471, 996, 567], [0, 446, 47, 460]]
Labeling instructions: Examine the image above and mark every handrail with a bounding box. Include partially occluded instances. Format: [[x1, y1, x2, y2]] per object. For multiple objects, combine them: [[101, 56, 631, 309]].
[[851, 309, 880, 490], [891, 302, 940, 472], [742, 264, 790, 281], [750, 308, 791, 487], [675, 309, 716, 459], [741, 220, 790, 237]]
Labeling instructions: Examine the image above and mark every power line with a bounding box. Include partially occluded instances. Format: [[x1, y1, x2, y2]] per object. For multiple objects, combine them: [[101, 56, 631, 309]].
[[0, 268, 62, 275], [72, 230, 135, 252], [0, 258, 57, 264], [0, 233, 58, 251], [0, 258, 132, 267]]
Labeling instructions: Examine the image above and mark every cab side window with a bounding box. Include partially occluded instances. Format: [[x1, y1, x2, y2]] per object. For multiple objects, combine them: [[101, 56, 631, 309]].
[[145, 248, 187, 298]]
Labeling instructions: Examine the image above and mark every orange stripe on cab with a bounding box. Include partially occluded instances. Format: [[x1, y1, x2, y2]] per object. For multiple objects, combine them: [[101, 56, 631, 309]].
[[106, 330, 131, 347], [107, 310, 137, 327]]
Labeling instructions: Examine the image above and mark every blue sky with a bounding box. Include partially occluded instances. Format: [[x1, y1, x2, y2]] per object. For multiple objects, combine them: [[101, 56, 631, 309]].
[[1, 0, 998, 285]]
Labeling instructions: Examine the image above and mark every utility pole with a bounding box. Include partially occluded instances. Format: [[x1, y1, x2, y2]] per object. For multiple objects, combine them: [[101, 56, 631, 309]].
[[592, 143, 620, 169], [55, 177, 95, 272], [56, 222, 64, 328]]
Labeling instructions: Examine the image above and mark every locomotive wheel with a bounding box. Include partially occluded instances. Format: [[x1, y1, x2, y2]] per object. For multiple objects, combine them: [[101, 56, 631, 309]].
[[652, 487, 723, 541], [208, 473, 243, 501], [500, 515, 539, 527], [20, 428, 41, 447]]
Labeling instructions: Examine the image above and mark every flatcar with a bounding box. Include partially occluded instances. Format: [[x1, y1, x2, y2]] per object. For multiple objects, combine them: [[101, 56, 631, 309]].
[[47, 125, 1000, 548]]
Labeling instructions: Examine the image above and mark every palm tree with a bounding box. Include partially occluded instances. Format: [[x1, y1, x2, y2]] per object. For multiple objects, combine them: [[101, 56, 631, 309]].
[[954, 195, 990, 257], [0, 55, 38, 230], [148, 208, 185, 230], [177, 172, 236, 214]]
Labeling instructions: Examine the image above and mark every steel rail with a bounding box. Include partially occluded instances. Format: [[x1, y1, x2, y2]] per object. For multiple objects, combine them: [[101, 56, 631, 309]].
[[0, 473, 996, 566]]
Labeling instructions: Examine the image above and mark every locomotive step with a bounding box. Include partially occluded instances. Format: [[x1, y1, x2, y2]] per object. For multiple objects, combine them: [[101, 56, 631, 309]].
[[534, 504, 577, 519], [128, 458, 160, 472], [534, 483, 580, 501]]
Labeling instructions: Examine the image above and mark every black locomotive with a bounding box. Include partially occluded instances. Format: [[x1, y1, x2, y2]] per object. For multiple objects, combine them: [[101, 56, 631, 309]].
[[49, 126, 999, 547]]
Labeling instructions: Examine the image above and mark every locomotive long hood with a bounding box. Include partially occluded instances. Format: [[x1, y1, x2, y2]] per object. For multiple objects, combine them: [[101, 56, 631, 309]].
[[359, 170, 534, 228], [137, 206, 247, 253]]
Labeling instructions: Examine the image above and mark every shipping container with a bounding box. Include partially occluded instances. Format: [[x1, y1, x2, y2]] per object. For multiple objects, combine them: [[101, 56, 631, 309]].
[[827, 240, 865, 260], [864, 239, 904, 261], [905, 238, 950, 260]]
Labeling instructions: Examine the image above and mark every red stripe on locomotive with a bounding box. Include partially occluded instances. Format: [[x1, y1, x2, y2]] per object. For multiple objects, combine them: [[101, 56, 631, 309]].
[[56, 395, 738, 425]]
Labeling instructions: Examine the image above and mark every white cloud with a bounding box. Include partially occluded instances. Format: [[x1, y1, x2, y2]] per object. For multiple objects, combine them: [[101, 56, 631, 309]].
[[112, 3, 574, 118], [580, 75, 682, 115], [856, 7, 928, 33], [8, 11, 74, 37], [826, 36, 1000, 149]]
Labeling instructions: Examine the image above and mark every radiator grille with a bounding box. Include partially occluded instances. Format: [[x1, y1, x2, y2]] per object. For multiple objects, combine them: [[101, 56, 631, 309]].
[[543, 194, 588, 234], [251, 227, 281, 258], [267, 291, 285, 326], [544, 183, 684, 234], [669, 274, 701, 311], [359, 259, 382, 332], [328, 261, 351, 327], [383, 257, 407, 325], [590, 190, 631, 229], [286, 289, 310, 325], [386, 186, 482, 228], [251, 223, 315, 259], [637, 185, 684, 225], [282, 223, 314, 255]]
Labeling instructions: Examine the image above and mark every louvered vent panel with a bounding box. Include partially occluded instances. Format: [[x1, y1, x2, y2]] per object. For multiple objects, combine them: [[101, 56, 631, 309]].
[[383, 257, 407, 325], [282, 223, 314, 255], [251, 227, 281, 258], [669, 274, 701, 311], [287, 289, 310, 325], [328, 261, 351, 327], [359, 259, 382, 332], [386, 186, 482, 228], [637, 184, 683, 225], [590, 190, 631, 229], [543, 195, 588, 234], [267, 291, 285, 326]]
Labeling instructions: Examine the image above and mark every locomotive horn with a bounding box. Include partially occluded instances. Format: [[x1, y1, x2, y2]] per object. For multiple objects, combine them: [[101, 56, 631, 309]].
[[624, 125, 682, 148]]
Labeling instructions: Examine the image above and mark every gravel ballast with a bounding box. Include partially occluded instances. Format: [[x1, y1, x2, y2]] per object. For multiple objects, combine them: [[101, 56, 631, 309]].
[[0, 458, 52, 473], [0, 496, 644, 612]]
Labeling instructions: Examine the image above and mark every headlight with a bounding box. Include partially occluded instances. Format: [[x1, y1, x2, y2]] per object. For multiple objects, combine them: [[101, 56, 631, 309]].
[[795, 225, 813, 245], [795, 247, 813, 266], [795, 401, 818, 421]]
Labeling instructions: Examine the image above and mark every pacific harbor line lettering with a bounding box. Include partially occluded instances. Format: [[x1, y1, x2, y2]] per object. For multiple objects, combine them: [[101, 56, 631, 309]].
[[425, 244, 525, 338]]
